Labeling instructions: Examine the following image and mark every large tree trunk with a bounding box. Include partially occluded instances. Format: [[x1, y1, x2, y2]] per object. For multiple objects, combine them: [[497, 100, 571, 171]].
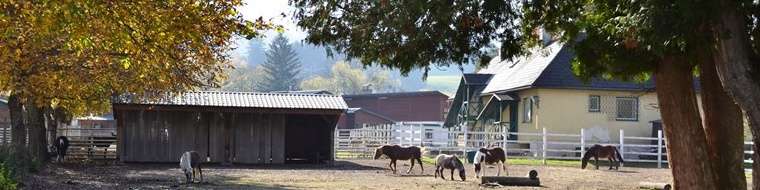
[[7, 94, 27, 176], [655, 56, 716, 189], [26, 99, 47, 164], [711, 5, 760, 190], [699, 53, 747, 189]]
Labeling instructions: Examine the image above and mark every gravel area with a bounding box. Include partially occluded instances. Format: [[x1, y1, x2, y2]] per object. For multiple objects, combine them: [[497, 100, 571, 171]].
[[21, 158, 674, 190]]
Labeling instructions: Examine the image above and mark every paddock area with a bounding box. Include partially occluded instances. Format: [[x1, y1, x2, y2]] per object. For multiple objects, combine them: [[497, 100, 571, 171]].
[[25, 159, 677, 189]]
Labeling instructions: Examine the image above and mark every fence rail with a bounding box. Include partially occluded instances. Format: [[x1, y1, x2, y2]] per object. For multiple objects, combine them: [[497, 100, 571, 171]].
[[335, 126, 755, 169], [0, 126, 117, 160]]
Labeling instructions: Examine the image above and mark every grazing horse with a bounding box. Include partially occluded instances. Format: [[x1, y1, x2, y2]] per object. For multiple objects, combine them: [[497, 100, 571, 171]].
[[435, 154, 466, 181], [582, 144, 624, 170], [373, 145, 424, 174], [87, 132, 117, 159], [473, 146, 508, 178], [180, 151, 203, 183], [50, 136, 70, 163]]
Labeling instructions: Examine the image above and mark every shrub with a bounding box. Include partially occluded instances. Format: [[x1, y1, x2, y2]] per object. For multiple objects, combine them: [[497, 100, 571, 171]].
[[0, 162, 17, 190], [0, 146, 18, 190]]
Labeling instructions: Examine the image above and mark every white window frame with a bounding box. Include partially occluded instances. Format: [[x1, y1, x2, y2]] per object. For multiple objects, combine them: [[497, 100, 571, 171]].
[[523, 98, 532, 123], [616, 97, 639, 121], [589, 95, 601, 112]]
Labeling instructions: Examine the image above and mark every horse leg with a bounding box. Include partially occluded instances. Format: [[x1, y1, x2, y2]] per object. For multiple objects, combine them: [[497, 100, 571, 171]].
[[198, 165, 203, 183], [607, 156, 615, 170], [450, 168, 455, 180], [501, 162, 508, 176], [407, 159, 414, 174], [417, 157, 424, 174], [389, 159, 396, 174], [594, 156, 600, 170]]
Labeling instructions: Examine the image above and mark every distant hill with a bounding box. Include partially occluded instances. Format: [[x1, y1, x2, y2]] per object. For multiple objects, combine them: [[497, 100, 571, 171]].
[[237, 38, 473, 93]]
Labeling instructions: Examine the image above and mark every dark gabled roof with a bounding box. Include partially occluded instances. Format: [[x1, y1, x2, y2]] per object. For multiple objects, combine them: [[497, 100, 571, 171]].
[[111, 91, 348, 110], [480, 42, 655, 94], [443, 75, 493, 127], [346, 107, 396, 123], [342, 91, 448, 100], [463, 74, 493, 85]]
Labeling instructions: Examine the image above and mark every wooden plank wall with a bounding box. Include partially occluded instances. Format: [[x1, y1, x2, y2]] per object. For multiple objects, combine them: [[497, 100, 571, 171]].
[[233, 113, 286, 164], [271, 114, 286, 164], [118, 110, 305, 164]]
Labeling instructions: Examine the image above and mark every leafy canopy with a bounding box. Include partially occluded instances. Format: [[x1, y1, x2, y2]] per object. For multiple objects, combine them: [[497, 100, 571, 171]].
[[291, 0, 524, 78], [0, 0, 281, 115]]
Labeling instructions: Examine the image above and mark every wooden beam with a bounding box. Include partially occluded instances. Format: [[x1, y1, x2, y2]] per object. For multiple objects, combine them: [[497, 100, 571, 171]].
[[112, 104, 344, 116], [481, 176, 540, 186], [481, 170, 541, 186], [639, 182, 671, 190]]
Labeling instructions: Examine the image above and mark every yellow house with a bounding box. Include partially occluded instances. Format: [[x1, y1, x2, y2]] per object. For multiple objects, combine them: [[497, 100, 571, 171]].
[[443, 42, 664, 149]]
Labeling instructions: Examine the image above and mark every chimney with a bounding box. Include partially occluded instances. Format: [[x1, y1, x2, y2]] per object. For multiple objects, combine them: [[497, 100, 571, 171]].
[[535, 27, 555, 45]]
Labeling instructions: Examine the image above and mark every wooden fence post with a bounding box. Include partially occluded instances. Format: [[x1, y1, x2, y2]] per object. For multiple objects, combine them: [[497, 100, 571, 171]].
[[657, 130, 663, 168], [502, 125, 507, 152], [619, 129, 625, 167], [542, 127, 547, 165], [580, 128, 585, 162]]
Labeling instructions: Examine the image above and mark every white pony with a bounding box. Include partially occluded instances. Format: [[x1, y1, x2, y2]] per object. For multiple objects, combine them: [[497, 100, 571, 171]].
[[180, 151, 203, 183]]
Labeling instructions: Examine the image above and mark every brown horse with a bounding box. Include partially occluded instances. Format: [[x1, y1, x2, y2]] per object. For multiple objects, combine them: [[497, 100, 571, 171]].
[[373, 145, 424, 174], [473, 146, 508, 178], [581, 144, 624, 170]]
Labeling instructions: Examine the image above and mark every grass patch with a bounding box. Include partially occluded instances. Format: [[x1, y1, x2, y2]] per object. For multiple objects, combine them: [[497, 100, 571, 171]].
[[422, 76, 461, 95], [508, 158, 580, 167]]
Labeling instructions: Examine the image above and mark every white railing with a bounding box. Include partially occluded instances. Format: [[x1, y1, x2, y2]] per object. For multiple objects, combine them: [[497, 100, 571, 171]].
[[335, 126, 755, 170]]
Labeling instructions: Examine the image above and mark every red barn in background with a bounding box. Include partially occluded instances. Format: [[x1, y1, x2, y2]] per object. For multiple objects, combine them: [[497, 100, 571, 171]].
[[338, 91, 449, 129]]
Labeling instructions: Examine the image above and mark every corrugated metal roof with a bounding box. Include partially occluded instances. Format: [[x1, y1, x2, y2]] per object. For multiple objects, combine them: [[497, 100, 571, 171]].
[[112, 91, 348, 110], [342, 91, 447, 99]]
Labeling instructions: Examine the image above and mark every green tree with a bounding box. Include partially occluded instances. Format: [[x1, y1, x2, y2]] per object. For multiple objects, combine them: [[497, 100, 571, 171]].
[[0, 0, 280, 178], [291, 1, 757, 189], [300, 61, 401, 95], [257, 34, 302, 92]]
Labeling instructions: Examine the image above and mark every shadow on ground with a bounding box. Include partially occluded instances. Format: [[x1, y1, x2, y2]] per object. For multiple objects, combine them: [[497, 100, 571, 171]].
[[22, 159, 385, 190]]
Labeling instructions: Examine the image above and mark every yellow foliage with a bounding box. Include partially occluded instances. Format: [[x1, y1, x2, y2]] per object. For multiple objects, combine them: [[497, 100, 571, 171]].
[[0, 0, 280, 115]]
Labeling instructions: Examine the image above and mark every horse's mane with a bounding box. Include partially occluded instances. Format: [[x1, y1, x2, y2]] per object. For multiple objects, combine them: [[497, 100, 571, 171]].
[[453, 155, 465, 170]]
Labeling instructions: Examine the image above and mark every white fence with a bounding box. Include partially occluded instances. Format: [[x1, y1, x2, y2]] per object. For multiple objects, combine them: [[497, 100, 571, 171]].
[[335, 126, 755, 169]]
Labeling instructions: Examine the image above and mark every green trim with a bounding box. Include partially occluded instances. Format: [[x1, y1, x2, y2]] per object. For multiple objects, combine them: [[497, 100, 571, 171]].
[[508, 101, 518, 140]]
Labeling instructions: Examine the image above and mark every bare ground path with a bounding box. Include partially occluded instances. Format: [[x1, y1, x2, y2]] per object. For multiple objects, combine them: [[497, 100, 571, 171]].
[[23, 159, 672, 190]]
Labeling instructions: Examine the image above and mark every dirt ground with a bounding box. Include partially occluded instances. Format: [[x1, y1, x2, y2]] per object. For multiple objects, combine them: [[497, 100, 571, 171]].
[[22, 159, 673, 190]]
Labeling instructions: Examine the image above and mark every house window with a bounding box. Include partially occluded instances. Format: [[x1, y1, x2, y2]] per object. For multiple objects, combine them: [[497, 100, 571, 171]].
[[523, 98, 532, 123], [589, 95, 601, 112], [616, 97, 639, 121]]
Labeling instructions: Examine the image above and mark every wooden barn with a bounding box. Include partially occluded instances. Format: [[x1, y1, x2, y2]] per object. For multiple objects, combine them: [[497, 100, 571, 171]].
[[111, 91, 347, 164]]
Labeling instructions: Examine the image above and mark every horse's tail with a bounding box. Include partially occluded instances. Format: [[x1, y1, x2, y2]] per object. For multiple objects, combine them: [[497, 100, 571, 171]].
[[419, 146, 428, 157], [613, 147, 625, 163]]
